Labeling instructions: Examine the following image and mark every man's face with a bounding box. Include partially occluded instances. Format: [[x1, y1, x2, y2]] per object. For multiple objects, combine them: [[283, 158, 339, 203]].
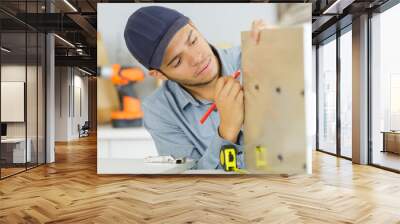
[[159, 23, 219, 87]]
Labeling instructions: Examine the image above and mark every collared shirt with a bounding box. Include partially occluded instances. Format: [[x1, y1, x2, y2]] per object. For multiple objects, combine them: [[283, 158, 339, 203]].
[[142, 46, 244, 169]]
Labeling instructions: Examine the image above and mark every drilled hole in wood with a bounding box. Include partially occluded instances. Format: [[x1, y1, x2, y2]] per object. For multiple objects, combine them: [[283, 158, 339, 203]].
[[277, 154, 283, 162], [276, 87, 281, 94], [254, 84, 259, 90], [301, 90, 304, 96]]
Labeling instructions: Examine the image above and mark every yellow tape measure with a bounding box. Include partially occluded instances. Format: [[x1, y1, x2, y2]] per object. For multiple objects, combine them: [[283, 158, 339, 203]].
[[220, 145, 237, 171], [219, 145, 247, 173]]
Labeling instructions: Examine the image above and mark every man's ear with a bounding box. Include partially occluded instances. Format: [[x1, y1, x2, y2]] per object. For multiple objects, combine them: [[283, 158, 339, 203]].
[[149, 69, 168, 81]]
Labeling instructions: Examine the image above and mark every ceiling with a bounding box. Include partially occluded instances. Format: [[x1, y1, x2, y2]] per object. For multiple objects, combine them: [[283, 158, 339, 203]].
[[0, 0, 394, 72]]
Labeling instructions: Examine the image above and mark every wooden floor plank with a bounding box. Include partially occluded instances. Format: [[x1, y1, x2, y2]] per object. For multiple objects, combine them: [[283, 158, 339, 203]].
[[0, 135, 399, 223]]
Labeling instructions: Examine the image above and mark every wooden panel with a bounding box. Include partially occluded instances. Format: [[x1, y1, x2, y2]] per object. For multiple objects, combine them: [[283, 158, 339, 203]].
[[242, 27, 307, 174]]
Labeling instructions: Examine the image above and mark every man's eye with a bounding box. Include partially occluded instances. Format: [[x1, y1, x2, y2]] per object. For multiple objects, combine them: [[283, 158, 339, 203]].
[[174, 58, 181, 68], [191, 37, 198, 45]]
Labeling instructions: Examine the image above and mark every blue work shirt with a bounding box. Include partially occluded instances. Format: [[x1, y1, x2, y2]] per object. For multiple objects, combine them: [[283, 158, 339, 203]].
[[142, 46, 244, 170]]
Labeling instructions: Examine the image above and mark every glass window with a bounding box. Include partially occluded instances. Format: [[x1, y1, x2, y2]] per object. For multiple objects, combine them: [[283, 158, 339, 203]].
[[371, 3, 400, 171], [318, 37, 337, 154], [27, 31, 38, 169], [0, 1, 46, 179], [340, 29, 352, 158], [390, 74, 400, 130], [38, 32, 46, 165], [1, 31, 28, 178]]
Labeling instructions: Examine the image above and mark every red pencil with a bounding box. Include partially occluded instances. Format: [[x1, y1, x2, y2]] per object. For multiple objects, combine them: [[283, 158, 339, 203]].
[[199, 70, 241, 124]]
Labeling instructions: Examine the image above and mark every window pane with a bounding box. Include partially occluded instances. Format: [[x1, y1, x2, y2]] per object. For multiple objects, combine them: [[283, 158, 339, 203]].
[[0, 1, 46, 178], [38, 32, 46, 165], [1, 30, 28, 177], [27, 31, 38, 169], [390, 75, 400, 130], [340, 30, 352, 158], [371, 3, 400, 171], [318, 38, 337, 154]]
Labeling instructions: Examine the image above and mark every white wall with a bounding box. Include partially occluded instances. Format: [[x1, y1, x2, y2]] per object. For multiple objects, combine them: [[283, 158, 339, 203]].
[[1, 65, 37, 137], [98, 3, 277, 66], [55, 67, 68, 141], [1, 65, 26, 81], [98, 3, 278, 100], [72, 73, 89, 138], [55, 67, 89, 141], [1, 66, 26, 127], [1, 82, 25, 122]]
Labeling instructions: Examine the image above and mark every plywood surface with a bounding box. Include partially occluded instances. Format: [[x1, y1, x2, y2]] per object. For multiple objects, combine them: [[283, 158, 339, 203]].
[[241, 27, 307, 174]]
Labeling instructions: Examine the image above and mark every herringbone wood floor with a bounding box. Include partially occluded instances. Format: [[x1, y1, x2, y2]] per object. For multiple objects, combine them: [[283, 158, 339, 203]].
[[1, 135, 400, 224]]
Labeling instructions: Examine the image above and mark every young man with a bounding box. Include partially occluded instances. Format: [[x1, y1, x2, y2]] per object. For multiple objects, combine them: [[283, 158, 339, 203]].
[[124, 6, 266, 169]]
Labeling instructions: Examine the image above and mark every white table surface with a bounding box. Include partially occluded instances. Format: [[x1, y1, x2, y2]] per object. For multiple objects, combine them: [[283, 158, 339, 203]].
[[1, 137, 27, 143], [97, 158, 236, 174], [98, 158, 196, 174], [97, 125, 152, 140], [97, 126, 235, 174]]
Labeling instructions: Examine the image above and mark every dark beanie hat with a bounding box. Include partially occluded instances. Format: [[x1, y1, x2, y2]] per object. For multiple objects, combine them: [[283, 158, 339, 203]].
[[124, 6, 189, 69]]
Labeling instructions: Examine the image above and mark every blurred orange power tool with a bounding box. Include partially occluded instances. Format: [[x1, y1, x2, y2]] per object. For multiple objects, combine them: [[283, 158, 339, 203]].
[[108, 64, 145, 127]]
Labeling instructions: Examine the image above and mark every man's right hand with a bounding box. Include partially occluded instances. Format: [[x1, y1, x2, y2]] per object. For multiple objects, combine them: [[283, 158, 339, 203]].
[[214, 75, 244, 143]]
